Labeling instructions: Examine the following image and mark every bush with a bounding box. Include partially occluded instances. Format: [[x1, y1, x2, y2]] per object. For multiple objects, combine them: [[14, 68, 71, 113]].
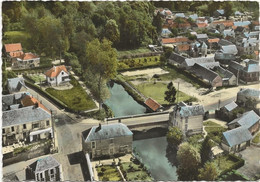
[[219, 154, 245, 176]]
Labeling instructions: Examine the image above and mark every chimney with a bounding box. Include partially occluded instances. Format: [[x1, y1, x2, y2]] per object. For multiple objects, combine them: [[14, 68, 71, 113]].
[[34, 102, 39, 109], [95, 123, 102, 132]]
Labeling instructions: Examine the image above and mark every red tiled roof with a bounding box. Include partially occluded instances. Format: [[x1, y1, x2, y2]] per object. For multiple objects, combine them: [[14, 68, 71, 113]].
[[145, 98, 161, 112], [177, 44, 190, 51], [208, 38, 220, 43], [197, 23, 208, 28], [213, 20, 234, 27], [162, 37, 189, 44], [45, 65, 68, 78], [252, 21, 259, 26], [18, 52, 39, 60], [5, 43, 22, 53], [21, 95, 51, 114]]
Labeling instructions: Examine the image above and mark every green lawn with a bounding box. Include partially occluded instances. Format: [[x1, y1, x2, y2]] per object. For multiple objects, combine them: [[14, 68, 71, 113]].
[[96, 165, 122, 181], [46, 77, 96, 111], [252, 132, 260, 144], [136, 82, 197, 105], [204, 121, 227, 144], [117, 48, 151, 58], [118, 56, 161, 70], [120, 162, 152, 181], [28, 75, 46, 83], [213, 155, 238, 173]]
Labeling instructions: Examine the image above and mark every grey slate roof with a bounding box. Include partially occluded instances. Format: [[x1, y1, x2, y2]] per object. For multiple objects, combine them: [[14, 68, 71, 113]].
[[169, 52, 186, 65], [234, 21, 251, 27], [224, 101, 238, 111], [229, 110, 260, 129], [223, 126, 252, 147], [179, 105, 204, 117], [190, 63, 219, 82], [237, 88, 260, 100], [189, 14, 198, 20], [175, 13, 185, 18], [215, 52, 236, 61], [185, 57, 215, 67], [2, 92, 29, 110], [196, 34, 208, 39], [244, 64, 260, 73], [199, 62, 220, 69], [216, 9, 224, 15], [220, 45, 238, 55], [7, 77, 27, 93], [214, 66, 235, 79], [30, 156, 60, 173], [229, 61, 244, 71], [2, 106, 51, 128], [218, 39, 234, 46], [84, 123, 133, 142]]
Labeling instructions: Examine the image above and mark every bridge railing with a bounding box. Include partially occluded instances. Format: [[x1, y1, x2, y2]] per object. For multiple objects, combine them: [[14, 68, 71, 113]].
[[106, 111, 170, 121]]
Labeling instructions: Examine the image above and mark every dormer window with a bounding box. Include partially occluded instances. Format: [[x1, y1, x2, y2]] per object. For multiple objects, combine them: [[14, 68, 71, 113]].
[[62, 72, 64, 75]]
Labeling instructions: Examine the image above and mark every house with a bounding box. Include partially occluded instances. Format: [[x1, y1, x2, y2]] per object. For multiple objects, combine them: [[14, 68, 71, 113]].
[[210, 20, 234, 31], [174, 13, 185, 19], [169, 102, 205, 136], [207, 38, 220, 52], [45, 65, 70, 86], [4, 43, 24, 62], [7, 77, 28, 94], [174, 44, 190, 54], [228, 110, 260, 135], [228, 60, 260, 84], [233, 21, 251, 27], [190, 63, 223, 87], [82, 123, 133, 159], [223, 29, 235, 39], [189, 14, 198, 21], [2, 104, 52, 146], [244, 31, 260, 39], [236, 37, 259, 56], [26, 156, 61, 181], [235, 11, 244, 17], [195, 22, 208, 29], [212, 66, 237, 86], [237, 88, 260, 107], [2, 92, 29, 111], [213, 9, 224, 18], [214, 51, 236, 65], [222, 126, 253, 152], [161, 37, 189, 48], [196, 34, 208, 42], [218, 101, 238, 121], [161, 28, 172, 38], [144, 98, 162, 112], [12, 52, 40, 69]]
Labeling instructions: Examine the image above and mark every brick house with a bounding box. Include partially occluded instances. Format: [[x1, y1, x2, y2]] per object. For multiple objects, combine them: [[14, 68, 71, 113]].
[[4, 43, 24, 62], [45, 65, 70, 86], [169, 102, 205, 136], [26, 156, 61, 181], [82, 123, 133, 159]]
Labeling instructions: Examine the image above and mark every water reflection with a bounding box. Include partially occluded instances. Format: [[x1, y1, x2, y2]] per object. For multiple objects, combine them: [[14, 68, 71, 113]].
[[105, 82, 146, 117]]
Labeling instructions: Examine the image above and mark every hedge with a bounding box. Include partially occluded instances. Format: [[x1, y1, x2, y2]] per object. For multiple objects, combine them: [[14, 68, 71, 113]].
[[118, 64, 162, 72], [219, 154, 245, 176], [23, 74, 36, 84]]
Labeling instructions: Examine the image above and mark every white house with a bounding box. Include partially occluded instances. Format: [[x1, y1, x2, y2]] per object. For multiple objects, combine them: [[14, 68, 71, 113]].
[[169, 102, 205, 136], [45, 65, 70, 86]]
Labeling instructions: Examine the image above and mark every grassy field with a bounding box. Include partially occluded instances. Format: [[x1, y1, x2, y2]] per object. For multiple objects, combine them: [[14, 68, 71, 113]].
[[118, 56, 161, 70], [252, 132, 260, 144], [96, 165, 122, 181], [120, 162, 152, 181], [28, 75, 46, 83], [136, 82, 197, 105], [46, 77, 96, 111], [117, 48, 151, 58], [204, 121, 227, 144]]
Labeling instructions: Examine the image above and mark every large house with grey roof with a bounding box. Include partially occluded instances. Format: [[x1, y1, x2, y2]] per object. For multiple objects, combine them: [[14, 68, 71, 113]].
[[82, 123, 133, 159], [169, 102, 205, 136], [26, 156, 61, 181], [222, 110, 260, 152]]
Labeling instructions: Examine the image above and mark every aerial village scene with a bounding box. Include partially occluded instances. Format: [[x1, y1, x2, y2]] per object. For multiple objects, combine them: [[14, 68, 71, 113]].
[[1, 1, 260, 181]]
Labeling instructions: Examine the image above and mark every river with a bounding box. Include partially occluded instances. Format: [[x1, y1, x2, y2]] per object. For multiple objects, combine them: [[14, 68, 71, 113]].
[[133, 136, 178, 181], [105, 82, 146, 117]]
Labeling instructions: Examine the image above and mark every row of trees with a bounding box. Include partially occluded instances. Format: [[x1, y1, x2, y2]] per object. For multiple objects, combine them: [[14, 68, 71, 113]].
[[167, 127, 219, 180]]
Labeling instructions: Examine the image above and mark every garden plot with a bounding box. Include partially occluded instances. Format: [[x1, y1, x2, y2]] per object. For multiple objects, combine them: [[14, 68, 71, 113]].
[[121, 67, 169, 77]]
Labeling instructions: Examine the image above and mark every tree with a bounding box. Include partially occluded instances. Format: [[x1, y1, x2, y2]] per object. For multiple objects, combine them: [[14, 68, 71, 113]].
[[177, 142, 201, 180], [152, 12, 162, 34], [169, 28, 178, 37], [198, 162, 219, 181], [164, 82, 177, 104], [200, 136, 213, 165], [222, 2, 233, 20], [104, 19, 120, 45], [166, 127, 183, 146], [86, 38, 118, 109]]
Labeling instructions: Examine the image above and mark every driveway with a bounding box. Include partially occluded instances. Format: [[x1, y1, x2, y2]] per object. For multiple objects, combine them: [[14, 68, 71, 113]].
[[237, 146, 260, 180]]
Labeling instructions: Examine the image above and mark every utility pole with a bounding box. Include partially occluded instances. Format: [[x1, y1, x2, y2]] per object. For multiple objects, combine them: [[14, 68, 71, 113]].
[[177, 82, 180, 103]]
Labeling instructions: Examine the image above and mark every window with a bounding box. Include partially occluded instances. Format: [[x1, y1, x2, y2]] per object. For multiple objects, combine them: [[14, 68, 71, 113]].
[[32, 123, 39, 129], [50, 169, 54, 174], [23, 124, 26, 129], [11, 127, 14, 132], [61, 71, 64, 75], [50, 78, 54, 81], [2, 129, 5, 134], [46, 120, 50, 126], [91, 141, 96, 149]]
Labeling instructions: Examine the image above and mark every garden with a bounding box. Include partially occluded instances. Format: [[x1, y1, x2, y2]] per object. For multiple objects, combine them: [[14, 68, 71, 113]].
[[120, 161, 153, 181], [135, 82, 197, 105], [27, 74, 46, 83], [46, 76, 96, 111], [117, 47, 151, 58], [118, 56, 161, 71], [203, 121, 227, 144], [96, 165, 122, 181], [252, 132, 260, 144]]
